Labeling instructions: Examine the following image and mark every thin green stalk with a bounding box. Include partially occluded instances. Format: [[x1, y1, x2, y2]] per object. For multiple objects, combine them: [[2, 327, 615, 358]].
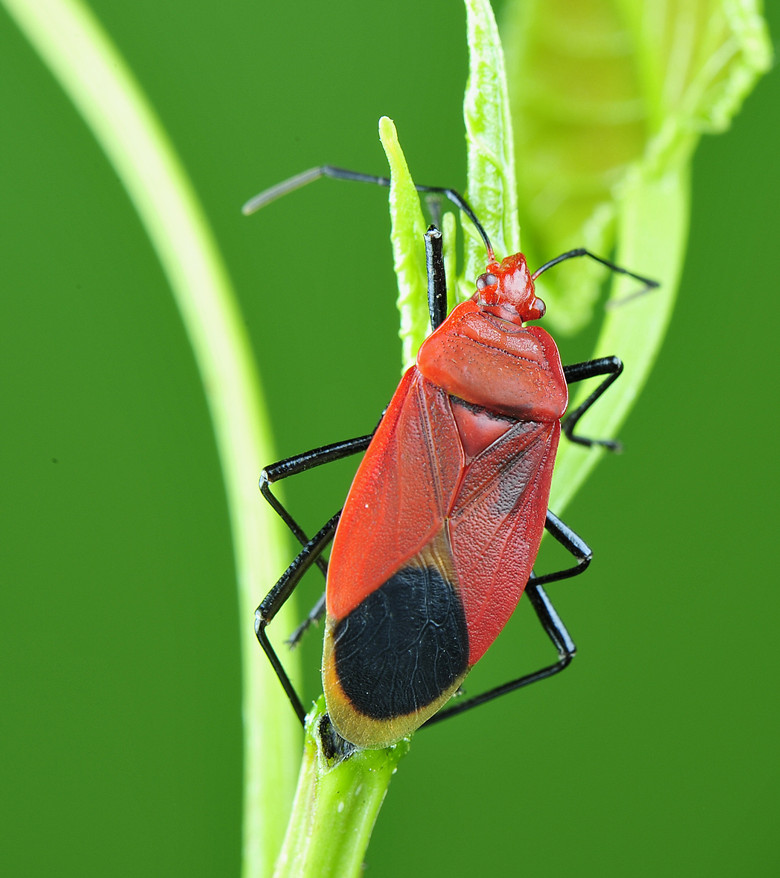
[[463, 0, 521, 283], [272, 699, 410, 878], [2, 0, 300, 875]]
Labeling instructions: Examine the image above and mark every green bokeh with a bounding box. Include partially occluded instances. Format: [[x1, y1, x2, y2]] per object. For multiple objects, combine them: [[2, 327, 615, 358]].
[[1, 2, 777, 876]]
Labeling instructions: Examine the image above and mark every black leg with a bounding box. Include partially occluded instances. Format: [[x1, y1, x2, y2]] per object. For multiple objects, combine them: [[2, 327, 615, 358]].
[[255, 511, 342, 724], [533, 509, 592, 586], [424, 577, 575, 727], [424, 225, 447, 332], [562, 356, 624, 450], [260, 434, 373, 577], [260, 434, 373, 647], [423, 509, 588, 727], [286, 591, 328, 648]]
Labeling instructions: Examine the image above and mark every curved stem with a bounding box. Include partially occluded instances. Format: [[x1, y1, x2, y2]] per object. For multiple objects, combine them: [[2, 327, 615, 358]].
[[2, 0, 300, 875]]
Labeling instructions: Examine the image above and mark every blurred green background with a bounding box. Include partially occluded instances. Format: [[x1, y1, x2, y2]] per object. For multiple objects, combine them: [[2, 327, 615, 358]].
[[2, 2, 778, 876]]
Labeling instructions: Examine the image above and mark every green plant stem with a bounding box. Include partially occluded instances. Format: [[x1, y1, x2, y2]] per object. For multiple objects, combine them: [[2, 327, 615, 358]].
[[273, 700, 410, 878], [1, 0, 300, 875]]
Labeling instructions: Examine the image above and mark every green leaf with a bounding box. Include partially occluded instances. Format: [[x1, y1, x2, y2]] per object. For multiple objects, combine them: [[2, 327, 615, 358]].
[[462, 0, 521, 281], [378, 116, 429, 372], [499, 0, 771, 514], [501, 0, 772, 334]]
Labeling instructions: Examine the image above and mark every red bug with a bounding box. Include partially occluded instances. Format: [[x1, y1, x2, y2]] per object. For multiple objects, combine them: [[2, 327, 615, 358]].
[[249, 166, 656, 750]]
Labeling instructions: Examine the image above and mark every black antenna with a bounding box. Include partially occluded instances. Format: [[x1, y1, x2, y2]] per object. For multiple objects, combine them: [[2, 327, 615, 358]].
[[531, 248, 659, 294], [243, 165, 494, 259]]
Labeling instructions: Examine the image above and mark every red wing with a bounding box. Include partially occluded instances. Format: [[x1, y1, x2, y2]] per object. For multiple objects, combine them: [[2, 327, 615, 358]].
[[449, 418, 560, 664], [326, 369, 464, 620], [327, 367, 559, 665]]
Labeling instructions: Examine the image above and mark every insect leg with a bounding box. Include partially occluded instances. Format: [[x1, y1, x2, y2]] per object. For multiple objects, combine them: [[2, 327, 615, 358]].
[[423, 576, 575, 728], [424, 225, 447, 331], [256, 511, 341, 724], [562, 357, 624, 450], [533, 509, 592, 586], [261, 435, 373, 570], [260, 434, 372, 643]]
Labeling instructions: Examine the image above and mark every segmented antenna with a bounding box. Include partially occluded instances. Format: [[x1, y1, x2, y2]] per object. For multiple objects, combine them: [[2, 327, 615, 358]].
[[243, 165, 494, 259]]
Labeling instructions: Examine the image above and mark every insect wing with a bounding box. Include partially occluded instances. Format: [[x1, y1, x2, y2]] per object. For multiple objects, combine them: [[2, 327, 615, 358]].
[[449, 412, 560, 663], [325, 369, 464, 621], [323, 370, 470, 747]]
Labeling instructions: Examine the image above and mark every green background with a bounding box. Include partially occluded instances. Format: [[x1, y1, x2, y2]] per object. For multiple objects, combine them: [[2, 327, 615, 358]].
[[2, 2, 778, 876]]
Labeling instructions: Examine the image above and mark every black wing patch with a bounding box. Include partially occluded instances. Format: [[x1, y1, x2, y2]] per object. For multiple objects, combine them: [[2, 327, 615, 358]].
[[332, 563, 469, 720]]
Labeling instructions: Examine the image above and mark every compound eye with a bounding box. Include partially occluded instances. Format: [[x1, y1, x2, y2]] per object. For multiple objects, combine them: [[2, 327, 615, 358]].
[[476, 272, 498, 291]]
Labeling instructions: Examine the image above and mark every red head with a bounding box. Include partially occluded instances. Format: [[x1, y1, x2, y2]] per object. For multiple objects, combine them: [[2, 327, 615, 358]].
[[474, 253, 546, 325]]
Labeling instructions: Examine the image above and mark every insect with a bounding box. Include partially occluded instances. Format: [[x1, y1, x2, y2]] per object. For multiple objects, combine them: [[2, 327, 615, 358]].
[[248, 166, 657, 750]]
